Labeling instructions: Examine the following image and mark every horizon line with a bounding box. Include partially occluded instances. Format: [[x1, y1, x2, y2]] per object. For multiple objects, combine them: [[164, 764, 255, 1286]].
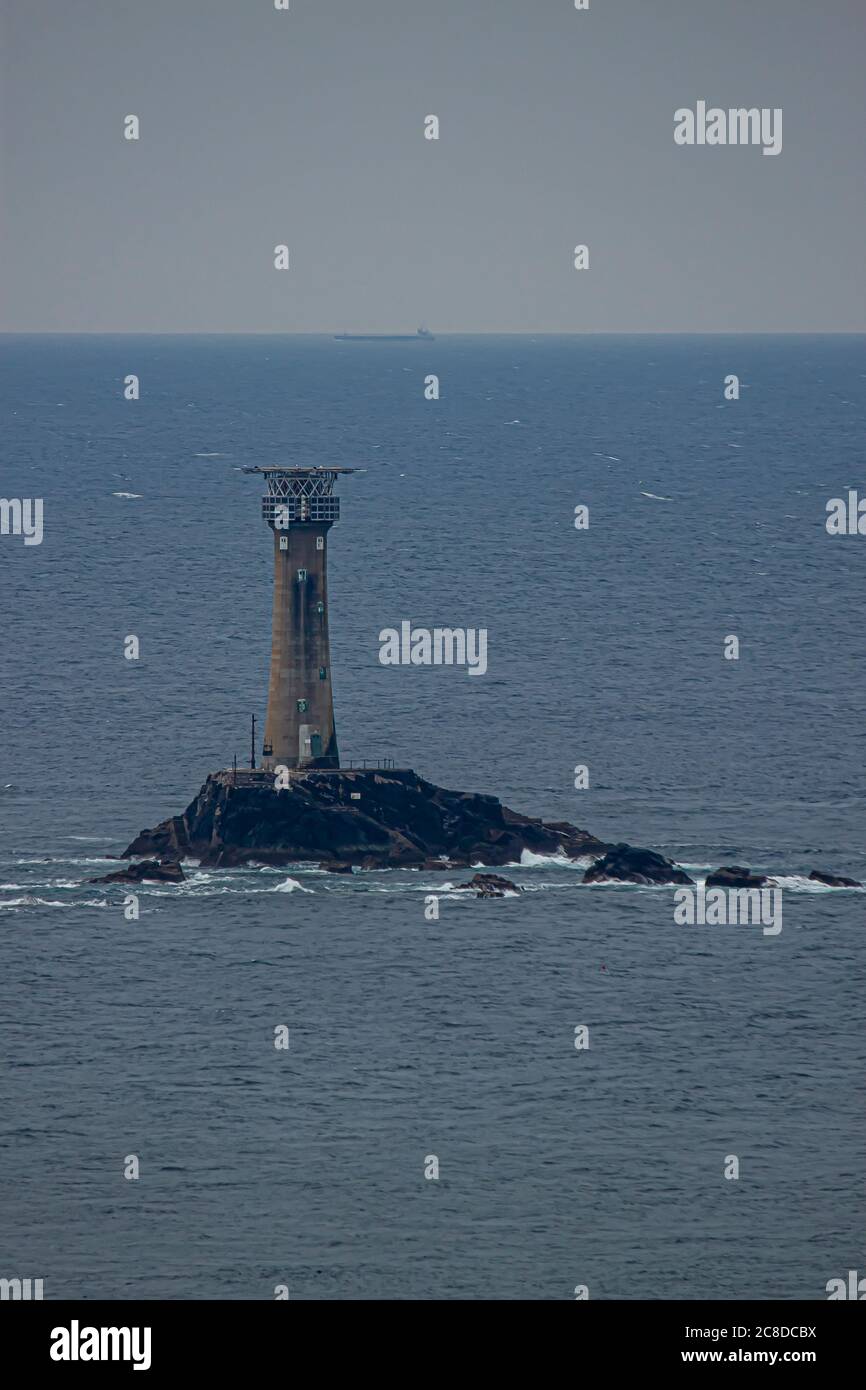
[[1, 330, 865, 338]]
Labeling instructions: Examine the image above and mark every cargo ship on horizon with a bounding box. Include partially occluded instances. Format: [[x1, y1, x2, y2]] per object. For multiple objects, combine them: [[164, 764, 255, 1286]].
[[334, 325, 435, 341]]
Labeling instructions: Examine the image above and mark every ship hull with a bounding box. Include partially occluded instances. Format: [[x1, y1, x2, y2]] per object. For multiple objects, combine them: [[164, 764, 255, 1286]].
[[334, 333, 434, 341]]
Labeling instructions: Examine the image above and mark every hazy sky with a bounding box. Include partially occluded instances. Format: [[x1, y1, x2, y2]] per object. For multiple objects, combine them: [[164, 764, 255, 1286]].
[[1, 0, 864, 332]]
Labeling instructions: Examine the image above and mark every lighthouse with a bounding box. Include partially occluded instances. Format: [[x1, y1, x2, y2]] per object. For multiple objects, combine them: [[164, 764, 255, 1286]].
[[244, 465, 358, 770]]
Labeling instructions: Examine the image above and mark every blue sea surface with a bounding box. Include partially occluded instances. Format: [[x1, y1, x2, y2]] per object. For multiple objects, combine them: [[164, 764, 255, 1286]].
[[0, 334, 864, 1299]]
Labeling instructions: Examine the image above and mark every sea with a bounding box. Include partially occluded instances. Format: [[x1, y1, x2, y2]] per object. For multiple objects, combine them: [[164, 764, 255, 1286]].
[[1, 334, 864, 1299]]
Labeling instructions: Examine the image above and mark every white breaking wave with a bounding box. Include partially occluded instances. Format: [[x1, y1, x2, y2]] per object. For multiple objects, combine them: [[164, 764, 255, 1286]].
[[518, 849, 582, 868], [771, 875, 863, 893], [112, 492, 142, 499], [11, 856, 116, 866], [687, 874, 862, 893], [271, 878, 314, 893], [640, 491, 673, 501], [249, 861, 321, 872], [582, 879, 677, 890], [0, 896, 110, 910]]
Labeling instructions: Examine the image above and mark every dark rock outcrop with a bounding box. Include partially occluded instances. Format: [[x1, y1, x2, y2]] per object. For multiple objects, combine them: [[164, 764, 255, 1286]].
[[583, 843, 693, 886], [809, 869, 862, 888], [122, 767, 607, 871], [90, 858, 185, 886], [461, 872, 521, 898], [705, 865, 769, 889]]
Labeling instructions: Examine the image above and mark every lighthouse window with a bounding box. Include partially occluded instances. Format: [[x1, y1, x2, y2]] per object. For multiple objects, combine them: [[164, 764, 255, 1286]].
[[316, 601, 325, 614], [297, 568, 307, 582], [297, 699, 308, 713], [319, 666, 327, 680], [279, 536, 288, 551], [316, 536, 324, 551]]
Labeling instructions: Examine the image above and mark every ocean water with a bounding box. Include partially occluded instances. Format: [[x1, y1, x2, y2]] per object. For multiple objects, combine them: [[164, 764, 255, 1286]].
[[1, 334, 864, 1300]]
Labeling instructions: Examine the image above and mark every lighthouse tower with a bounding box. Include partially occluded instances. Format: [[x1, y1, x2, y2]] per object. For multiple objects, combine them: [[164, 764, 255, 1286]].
[[244, 465, 358, 770]]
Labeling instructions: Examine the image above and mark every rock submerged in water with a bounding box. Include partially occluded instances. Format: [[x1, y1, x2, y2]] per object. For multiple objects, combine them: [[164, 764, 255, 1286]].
[[808, 869, 861, 888], [583, 843, 694, 886], [705, 865, 770, 889], [460, 872, 521, 898], [90, 858, 185, 886], [122, 767, 607, 871]]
